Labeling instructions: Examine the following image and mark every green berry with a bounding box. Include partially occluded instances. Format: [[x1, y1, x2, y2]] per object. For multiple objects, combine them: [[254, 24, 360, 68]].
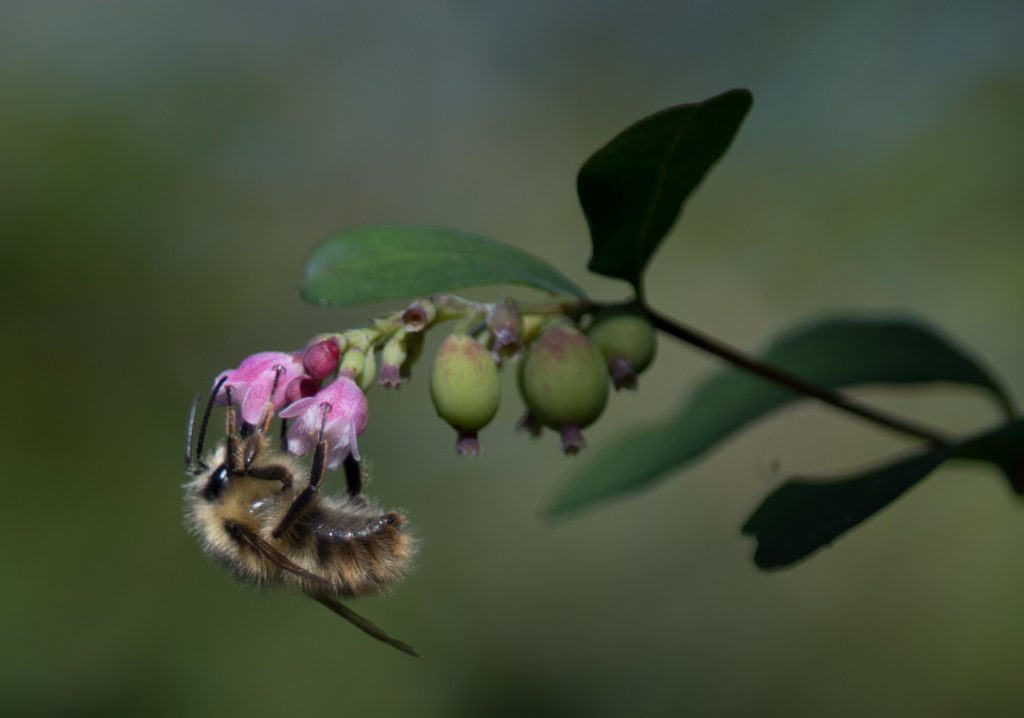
[[518, 324, 608, 453], [587, 306, 657, 390], [430, 334, 500, 454]]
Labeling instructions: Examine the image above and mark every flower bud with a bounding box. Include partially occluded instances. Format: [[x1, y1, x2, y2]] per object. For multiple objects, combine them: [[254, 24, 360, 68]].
[[487, 300, 525, 364], [587, 306, 657, 390], [518, 324, 608, 454], [520, 313, 545, 345], [430, 334, 500, 455], [338, 332, 374, 390], [379, 329, 411, 388], [303, 338, 342, 379], [358, 348, 377, 393], [401, 331, 425, 381]]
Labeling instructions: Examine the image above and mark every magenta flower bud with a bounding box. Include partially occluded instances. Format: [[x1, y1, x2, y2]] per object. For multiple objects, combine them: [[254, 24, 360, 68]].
[[279, 376, 369, 469], [303, 338, 342, 380], [214, 351, 306, 426]]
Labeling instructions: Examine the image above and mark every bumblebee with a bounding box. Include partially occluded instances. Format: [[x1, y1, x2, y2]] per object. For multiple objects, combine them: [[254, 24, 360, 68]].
[[184, 377, 417, 656]]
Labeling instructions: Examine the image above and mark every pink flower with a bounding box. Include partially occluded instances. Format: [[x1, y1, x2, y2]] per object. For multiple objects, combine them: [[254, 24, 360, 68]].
[[280, 376, 369, 469], [214, 351, 306, 426]]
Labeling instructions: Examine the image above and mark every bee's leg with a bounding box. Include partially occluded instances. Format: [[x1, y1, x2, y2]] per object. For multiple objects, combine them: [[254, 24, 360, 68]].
[[185, 375, 228, 474], [244, 462, 293, 491], [342, 454, 362, 497], [224, 386, 243, 474], [246, 365, 285, 470], [272, 404, 329, 539]]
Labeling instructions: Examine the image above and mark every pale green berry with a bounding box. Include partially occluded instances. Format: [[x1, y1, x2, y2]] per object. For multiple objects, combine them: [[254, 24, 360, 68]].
[[518, 324, 608, 453], [587, 306, 657, 390], [430, 334, 501, 455]]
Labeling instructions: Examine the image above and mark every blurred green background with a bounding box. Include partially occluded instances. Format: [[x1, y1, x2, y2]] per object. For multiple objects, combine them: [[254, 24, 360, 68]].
[[3, 2, 1023, 716]]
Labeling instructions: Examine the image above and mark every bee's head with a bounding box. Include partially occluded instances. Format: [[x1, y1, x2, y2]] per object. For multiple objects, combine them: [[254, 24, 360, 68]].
[[183, 444, 232, 504], [201, 462, 231, 502]]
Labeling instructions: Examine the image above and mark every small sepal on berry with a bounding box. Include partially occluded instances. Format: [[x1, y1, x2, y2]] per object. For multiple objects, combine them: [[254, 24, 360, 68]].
[[587, 305, 657, 391], [515, 410, 544, 438]]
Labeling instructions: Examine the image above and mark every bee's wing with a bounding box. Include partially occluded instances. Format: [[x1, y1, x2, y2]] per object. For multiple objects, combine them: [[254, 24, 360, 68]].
[[309, 593, 419, 657], [227, 521, 332, 587], [227, 521, 418, 656]]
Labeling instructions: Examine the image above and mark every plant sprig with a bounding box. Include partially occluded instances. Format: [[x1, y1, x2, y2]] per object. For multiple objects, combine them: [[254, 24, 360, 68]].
[[288, 89, 1022, 569]]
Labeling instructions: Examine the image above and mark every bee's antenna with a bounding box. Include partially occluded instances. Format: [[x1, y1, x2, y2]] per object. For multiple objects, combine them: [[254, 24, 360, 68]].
[[186, 375, 228, 474], [185, 394, 203, 473], [199, 375, 228, 458]]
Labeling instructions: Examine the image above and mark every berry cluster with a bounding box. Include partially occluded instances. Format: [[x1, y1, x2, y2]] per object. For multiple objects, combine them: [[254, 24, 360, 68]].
[[209, 295, 657, 464]]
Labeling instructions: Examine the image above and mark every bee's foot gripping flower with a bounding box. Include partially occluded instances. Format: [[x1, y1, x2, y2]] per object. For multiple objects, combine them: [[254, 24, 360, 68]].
[[215, 351, 307, 426], [280, 376, 369, 469]]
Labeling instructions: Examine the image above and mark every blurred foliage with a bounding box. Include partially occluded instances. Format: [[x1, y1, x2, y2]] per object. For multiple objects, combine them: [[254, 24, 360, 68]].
[[3, 1, 1024, 716], [550, 314, 1018, 518]]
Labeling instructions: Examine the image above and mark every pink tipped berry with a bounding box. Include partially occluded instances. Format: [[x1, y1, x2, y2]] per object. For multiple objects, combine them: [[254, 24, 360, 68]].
[[518, 324, 608, 453], [430, 334, 500, 455], [279, 376, 369, 468], [214, 351, 306, 426], [303, 338, 342, 379], [587, 306, 657, 390]]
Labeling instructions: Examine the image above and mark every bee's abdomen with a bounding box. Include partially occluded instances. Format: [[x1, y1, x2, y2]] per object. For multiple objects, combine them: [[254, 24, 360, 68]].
[[303, 509, 414, 597]]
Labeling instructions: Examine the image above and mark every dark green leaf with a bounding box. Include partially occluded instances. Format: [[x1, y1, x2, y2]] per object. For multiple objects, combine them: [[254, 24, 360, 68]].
[[301, 223, 586, 306], [741, 446, 954, 569], [578, 89, 753, 289], [546, 314, 1015, 517], [956, 417, 1024, 495], [742, 417, 1024, 569]]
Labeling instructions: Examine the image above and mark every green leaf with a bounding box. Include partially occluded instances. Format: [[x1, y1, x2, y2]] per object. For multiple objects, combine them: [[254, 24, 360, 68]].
[[301, 223, 586, 306], [546, 314, 1015, 518], [741, 446, 954, 569], [742, 417, 1024, 569], [955, 417, 1024, 495], [578, 89, 753, 289]]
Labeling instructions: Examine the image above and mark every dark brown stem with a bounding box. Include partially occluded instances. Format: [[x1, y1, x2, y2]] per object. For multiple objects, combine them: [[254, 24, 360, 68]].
[[642, 304, 951, 444]]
